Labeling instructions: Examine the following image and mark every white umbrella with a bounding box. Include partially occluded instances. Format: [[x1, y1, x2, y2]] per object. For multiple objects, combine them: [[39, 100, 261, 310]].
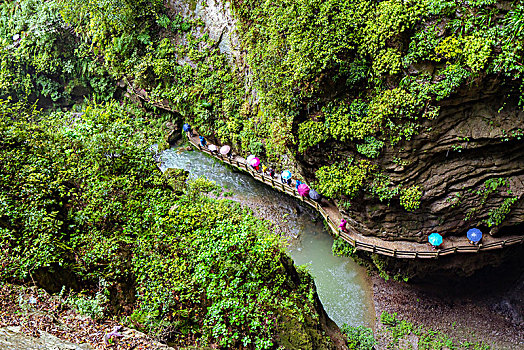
[[246, 155, 256, 164], [208, 144, 217, 152]]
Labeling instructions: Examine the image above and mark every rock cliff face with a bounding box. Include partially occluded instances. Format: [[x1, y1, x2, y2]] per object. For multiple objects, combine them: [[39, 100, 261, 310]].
[[167, 1, 524, 250], [301, 78, 524, 241], [168, 0, 240, 60]]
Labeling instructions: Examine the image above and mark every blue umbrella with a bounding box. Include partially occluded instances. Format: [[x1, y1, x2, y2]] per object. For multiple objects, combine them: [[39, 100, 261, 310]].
[[183, 123, 191, 132], [428, 233, 443, 247], [281, 170, 292, 180], [467, 228, 482, 242]]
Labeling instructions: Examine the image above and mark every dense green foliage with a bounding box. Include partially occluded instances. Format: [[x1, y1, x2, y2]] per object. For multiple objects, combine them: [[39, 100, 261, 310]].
[[379, 311, 491, 349], [15, 0, 520, 222], [0, 98, 328, 348], [0, 0, 114, 103], [59, 0, 250, 148], [227, 0, 524, 219], [340, 323, 375, 350]]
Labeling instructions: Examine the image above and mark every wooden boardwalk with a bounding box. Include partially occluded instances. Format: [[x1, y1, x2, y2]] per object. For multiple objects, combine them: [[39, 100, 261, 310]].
[[187, 135, 524, 259], [127, 83, 524, 259]]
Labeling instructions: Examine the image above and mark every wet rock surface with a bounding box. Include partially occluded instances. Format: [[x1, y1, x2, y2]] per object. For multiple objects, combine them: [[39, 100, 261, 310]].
[[301, 87, 524, 244], [0, 327, 92, 350], [0, 285, 173, 350]]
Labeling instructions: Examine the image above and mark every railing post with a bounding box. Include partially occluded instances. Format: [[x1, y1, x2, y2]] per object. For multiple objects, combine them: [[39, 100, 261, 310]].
[[271, 178, 275, 187], [414, 251, 418, 259], [393, 249, 397, 258]]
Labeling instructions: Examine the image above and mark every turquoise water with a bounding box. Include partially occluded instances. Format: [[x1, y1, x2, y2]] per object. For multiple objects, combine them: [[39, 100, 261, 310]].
[[160, 147, 375, 328]]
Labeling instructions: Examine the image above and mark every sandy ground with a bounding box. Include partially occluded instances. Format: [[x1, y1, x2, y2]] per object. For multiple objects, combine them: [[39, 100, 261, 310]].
[[372, 272, 524, 350]]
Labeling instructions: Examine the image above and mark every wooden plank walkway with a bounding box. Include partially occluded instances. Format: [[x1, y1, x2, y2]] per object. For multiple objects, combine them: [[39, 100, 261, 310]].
[[187, 135, 524, 259], [127, 83, 524, 259]]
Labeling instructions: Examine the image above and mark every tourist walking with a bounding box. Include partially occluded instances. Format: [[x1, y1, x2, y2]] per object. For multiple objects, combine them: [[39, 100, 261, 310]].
[[338, 219, 348, 233], [183, 123, 193, 138]]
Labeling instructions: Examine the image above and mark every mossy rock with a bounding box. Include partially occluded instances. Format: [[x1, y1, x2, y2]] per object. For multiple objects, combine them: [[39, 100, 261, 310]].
[[164, 168, 189, 194], [166, 130, 181, 145], [276, 310, 333, 350]]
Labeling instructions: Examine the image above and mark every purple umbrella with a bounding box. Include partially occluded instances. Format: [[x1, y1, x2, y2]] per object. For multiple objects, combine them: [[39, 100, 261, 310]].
[[297, 183, 310, 196], [250, 157, 260, 166], [309, 189, 321, 200]]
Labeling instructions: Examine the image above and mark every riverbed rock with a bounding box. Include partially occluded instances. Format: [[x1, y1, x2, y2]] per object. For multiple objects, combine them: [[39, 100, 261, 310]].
[[0, 327, 92, 350]]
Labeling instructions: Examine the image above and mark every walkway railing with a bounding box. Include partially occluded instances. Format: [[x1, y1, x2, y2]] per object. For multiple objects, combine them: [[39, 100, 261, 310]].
[[127, 84, 524, 259], [188, 138, 524, 259]]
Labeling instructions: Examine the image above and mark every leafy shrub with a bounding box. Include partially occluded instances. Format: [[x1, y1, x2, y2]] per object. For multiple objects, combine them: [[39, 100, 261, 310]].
[[67, 290, 109, 320], [315, 159, 374, 199], [400, 185, 422, 211], [463, 35, 492, 72], [368, 173, 400, 203], [484, 196, 518, 227], [298, 120, 329, 153], [357, 137, 384, 158], [340, 324, 375, 350], [332, 237, 356, 257]]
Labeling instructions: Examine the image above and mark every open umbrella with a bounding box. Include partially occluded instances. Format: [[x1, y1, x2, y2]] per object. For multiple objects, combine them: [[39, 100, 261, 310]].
[[250, 157, 260, 166], [297, 183, 310, 196], [208, 144, 217, 152], [309, 189, 321, 200], [428, 233, 443, 247], [246, 155, 256, 164], [220, 145, 231, 155], [467, 228, 482, 243], [281, 170, 292, 180], [183, 123, 191, 132]]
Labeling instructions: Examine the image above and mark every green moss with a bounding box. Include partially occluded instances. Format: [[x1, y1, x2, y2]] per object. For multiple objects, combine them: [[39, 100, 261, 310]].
[[164, 168, 189, 194], [400, 185, 423, 212]]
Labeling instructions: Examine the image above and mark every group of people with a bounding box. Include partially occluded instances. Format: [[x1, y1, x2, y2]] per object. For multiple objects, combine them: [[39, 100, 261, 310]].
[[427, 227, 483, 250], [186, 122, 326, 202]]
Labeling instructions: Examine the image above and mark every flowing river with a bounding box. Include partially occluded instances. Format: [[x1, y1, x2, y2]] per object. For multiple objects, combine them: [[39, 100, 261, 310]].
[[160, 147, 375, 328]]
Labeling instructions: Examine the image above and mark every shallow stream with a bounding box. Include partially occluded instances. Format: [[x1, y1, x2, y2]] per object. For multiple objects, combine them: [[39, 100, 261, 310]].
[[160, 147, 375, 328]]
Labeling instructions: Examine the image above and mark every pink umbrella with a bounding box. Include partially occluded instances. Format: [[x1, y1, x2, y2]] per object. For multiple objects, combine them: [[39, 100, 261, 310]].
[[250, 157, 260, 167], [297, 183, 310, 196]]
